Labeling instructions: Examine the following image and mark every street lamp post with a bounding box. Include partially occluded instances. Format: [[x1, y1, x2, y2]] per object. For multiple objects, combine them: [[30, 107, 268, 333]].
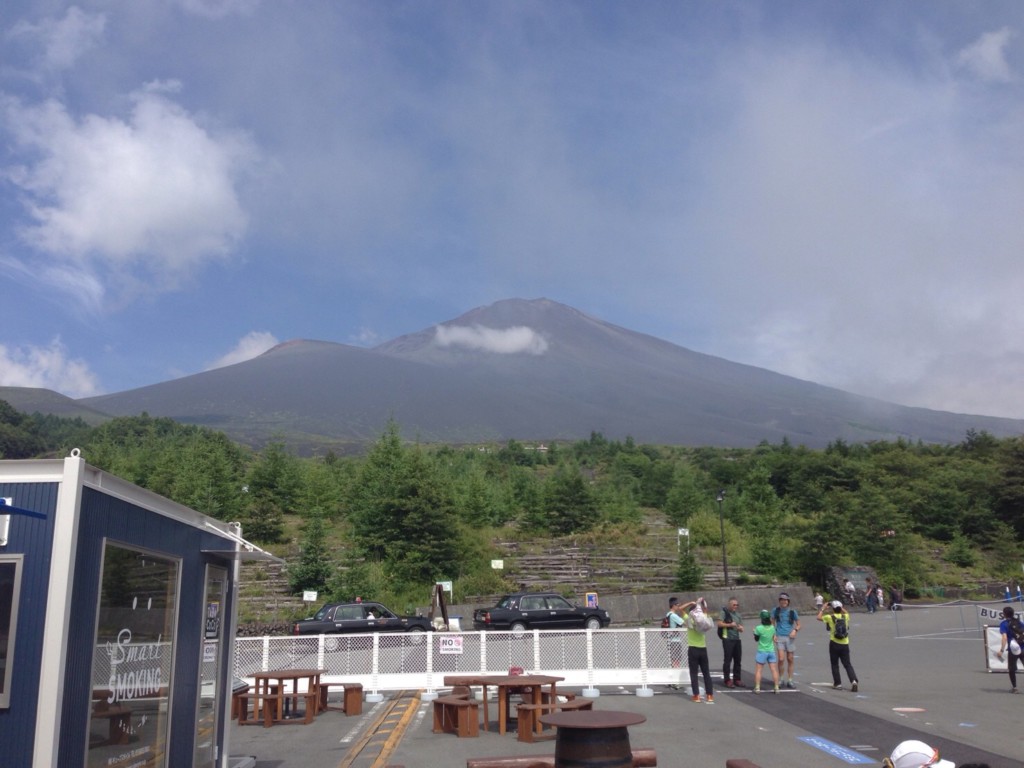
[[716, 490, 729, 587]]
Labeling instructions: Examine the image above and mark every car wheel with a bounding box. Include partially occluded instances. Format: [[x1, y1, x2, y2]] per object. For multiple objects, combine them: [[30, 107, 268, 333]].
[[325, 636, 341, 652], [585, 617, 602, 630], [510, 621, 528, 637], [407, 627, 425, 644]]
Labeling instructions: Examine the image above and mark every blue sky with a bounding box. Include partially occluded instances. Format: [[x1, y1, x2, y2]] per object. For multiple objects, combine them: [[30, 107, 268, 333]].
[[2, 1, 1024, 419]]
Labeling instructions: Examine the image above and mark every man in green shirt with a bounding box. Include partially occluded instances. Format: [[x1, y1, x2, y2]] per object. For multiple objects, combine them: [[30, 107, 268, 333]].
[[717, 597, 745, 687]]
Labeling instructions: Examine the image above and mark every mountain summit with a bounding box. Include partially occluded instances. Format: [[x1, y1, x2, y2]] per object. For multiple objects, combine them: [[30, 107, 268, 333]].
[[12, 298, 1022, 452]]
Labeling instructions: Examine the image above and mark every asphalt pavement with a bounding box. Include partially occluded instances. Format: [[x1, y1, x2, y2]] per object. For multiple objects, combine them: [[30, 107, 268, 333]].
[[229, 604, 1024, 768]]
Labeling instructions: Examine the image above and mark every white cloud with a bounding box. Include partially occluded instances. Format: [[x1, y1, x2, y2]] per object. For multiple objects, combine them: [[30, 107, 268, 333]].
[[434, 325, 548, 355], [2, 86, 254, 307], [9, 6, 106, 72], [206, 331, 279, 370], [350, 327, 382, 347], [0, 339, 101, 397], [956, 28, 1015, 82]]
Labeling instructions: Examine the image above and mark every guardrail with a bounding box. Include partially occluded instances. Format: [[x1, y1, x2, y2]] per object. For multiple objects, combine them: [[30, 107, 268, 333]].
[[234, 628, 693, 697]]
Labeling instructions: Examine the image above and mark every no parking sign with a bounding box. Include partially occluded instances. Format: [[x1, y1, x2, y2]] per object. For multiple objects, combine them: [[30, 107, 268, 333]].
[[439, 635, 464, 654]]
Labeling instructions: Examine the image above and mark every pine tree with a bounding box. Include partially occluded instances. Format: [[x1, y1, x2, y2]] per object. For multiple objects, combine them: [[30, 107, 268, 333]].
[[674, 549, 704, 590], [289, 513, 333, 593]]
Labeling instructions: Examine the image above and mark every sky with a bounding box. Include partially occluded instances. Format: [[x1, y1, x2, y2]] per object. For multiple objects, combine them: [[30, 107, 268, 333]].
[[2, 1, 1024, 420]]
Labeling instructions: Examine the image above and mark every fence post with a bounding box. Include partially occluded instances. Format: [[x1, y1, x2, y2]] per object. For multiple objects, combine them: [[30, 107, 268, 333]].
[[636, 627, 654, 697], [366, 634, 384, 703], [422, 635, 438, 701], [582, 627, 599, 698]]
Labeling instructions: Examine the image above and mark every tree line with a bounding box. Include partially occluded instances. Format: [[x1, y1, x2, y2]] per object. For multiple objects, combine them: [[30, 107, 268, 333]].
[[3, 400, 1022, 610]]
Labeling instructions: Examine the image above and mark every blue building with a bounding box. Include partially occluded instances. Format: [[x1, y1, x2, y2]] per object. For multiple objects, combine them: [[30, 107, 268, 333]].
[[0, 453, 273, 768]]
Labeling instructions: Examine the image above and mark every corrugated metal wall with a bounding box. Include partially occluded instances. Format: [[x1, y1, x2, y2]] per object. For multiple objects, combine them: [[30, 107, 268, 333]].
[[0, 481, 59, 768]]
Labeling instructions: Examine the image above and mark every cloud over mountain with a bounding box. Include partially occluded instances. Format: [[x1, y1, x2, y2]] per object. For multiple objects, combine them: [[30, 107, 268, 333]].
[[434, 325, 549, 355]]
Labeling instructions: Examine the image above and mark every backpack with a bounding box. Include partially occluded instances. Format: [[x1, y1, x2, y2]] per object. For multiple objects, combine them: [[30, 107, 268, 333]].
[[832, 614, 849, 640], [773, 607, 797, 625], [1009, 617, 1024, 647], [660, 614, 671, 629]]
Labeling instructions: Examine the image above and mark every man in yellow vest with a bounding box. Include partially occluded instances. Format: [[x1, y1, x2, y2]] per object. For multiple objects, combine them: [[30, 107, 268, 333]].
[[816, 600, 859, 692]]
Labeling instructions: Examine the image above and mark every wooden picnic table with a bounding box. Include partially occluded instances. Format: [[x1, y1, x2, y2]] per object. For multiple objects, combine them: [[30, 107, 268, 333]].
[[252, 668, 326, 724], [442, 674, 565, 735]]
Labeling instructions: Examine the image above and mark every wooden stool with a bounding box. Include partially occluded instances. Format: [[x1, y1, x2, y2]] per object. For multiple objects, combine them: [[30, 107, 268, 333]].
[[318, 682, 363, 715]]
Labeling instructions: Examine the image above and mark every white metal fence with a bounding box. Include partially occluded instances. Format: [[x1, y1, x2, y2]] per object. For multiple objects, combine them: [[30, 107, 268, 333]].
[[233, 628, 694, 695]]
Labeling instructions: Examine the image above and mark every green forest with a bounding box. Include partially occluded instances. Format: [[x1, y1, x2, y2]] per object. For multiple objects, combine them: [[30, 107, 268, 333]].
[[3, 399, 1023, 612]]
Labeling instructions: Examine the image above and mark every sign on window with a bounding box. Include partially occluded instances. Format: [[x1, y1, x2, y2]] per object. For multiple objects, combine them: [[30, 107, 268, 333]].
[[87, 543, 179, 768]]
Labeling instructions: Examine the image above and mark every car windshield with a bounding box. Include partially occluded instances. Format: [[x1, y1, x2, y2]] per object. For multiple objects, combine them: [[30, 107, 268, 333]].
[[313, 605, 333, 620], [548, 596, 573, 610], [496, 596, 517, 609]]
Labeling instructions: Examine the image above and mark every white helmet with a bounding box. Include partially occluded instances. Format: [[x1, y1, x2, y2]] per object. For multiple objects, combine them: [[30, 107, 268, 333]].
[[886, 739, 955, 768]]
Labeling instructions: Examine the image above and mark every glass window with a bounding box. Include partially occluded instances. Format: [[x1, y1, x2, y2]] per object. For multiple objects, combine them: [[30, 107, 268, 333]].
[[194, 566, 227, 768], [87, 542, 179, 768], [0, 555, 24, 709], [313, 605, 332, 621]]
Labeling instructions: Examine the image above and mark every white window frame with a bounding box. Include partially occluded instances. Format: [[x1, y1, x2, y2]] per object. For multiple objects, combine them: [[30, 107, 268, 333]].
[[0, 554, 24, 709]]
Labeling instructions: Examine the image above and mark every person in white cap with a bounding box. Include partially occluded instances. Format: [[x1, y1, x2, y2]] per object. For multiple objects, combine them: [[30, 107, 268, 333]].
[[883, 739, 955, 768], [816, 599, 859, 692]]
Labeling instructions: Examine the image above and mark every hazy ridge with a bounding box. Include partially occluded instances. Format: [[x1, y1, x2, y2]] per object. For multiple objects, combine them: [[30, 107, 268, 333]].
[[5, 298, 1022, 452]]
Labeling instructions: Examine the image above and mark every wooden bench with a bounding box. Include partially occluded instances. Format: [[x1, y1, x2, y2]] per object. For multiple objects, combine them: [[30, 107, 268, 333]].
[[318, 681, 363, 715], [466, 747, 657, 767], [231, 683, 251, 720], [515, 698, 593, 743], [236, 690, 319, 727], [432, 695, 480, 738]]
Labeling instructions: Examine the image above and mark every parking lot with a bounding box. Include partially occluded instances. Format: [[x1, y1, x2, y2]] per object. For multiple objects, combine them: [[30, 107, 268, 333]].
[[229, 603, 1023, 768]]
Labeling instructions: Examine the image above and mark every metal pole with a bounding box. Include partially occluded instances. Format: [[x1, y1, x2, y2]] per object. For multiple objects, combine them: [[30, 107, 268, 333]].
[[716, 490, 728, 587]]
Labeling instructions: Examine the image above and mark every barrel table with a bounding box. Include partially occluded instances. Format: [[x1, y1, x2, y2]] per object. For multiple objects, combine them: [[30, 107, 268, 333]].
[[538, 710, 646, 768]]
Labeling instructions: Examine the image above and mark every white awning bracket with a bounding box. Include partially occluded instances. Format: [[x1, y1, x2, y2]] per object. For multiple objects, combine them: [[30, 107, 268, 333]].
[[202, 522, 284, 563]]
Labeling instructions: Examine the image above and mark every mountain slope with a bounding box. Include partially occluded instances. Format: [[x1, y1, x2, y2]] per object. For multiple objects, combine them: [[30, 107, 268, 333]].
[[0, 386, 111, 425], [45, 298, 1024, 450]]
